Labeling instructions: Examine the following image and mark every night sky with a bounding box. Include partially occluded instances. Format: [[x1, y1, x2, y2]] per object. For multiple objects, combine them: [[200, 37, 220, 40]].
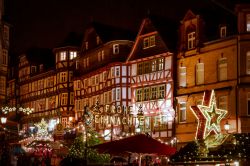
[[6, 0, 234, 55]]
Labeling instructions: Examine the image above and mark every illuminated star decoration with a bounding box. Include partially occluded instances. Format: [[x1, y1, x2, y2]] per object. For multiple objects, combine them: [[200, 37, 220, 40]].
[[190, 90, 227, 140]]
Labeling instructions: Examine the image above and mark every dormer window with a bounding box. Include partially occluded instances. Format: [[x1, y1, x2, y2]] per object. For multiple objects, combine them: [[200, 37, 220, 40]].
[[220, 26, 227, 38], [96, 36, 100, 45], [247, 14, 250, 32], [113, 44, 119, 54], [31, 66, 37, 73], [143, 35, 155, 49], [70, 51, 77, 60], [187, 32, 196, 50], [60, 51, 66, 61], [85, 42, 89, 50], [39, 64, 44, 72]]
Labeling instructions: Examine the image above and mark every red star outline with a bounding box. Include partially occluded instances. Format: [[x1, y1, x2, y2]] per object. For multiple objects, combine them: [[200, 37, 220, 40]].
[[190, 90, 227, 140]]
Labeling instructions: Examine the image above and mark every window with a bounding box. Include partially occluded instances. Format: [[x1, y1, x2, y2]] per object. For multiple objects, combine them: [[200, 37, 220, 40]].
[[247, 14, 250, 32], [218, 57, 227, 81], [96, 36, 100, 45], [75, 80, 81, 89], [143, 38, 149, 48], [158, 58, 164, 70], [158, 85, 165, 99], [2, 50, 7, 65], [98, 52, 101, 62], [60, 51, 66, 61], [70, 93, 74, 105], [152, 59, 157, 72], [60, 72, 67, 83], [116, 88, 120, 100], [69, 71, 73, 82], [111, 67, 115, 78], [112, 89, 116, 101], [115, 67, 120, 77], [220, 26, 227, 38], [92, 77, 95, 85], [101, 50, 105, 60], [85, 42, 88, 50], [0, 76, 6, 94], [136, 89, 142, 102], [179, 66, 187, 87], [76, 60, 79, 69], [70, 51, 77, 60], [151, 87, 157, 100], [84, 79, 88, 88], [103, 71, 107, 81], [75, 100, 81, 111], [95, 75, 99, 85], [113, 44, 119, 54], [247, 52, 250, 74], [61, 93, 68, 105], [87, 57, 89, 67], [104, 93, 108, 104], [179, 102, 187, 122], [248, 93, 250, 115], [47, 77, 54, 87], [196, 62, 204, 85], [218, 96, 227, 110], [138, 63, 143, 75], [143, 88, 150, 101], [39, 64, 43, 71], [144, 61, 150, 73], [187, 32, 196, 50], [31, 66, 37, 74], [143, 35, 155, 49]]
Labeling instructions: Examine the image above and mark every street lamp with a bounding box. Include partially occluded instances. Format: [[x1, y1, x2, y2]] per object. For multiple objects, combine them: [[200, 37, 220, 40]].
[[1, 116, 7, 124], [224, 120, 230, 133]]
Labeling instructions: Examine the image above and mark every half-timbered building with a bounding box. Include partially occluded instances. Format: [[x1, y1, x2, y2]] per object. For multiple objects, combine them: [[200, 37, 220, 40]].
[[127, 17, 177, 141], [74, 22, 134, 140]]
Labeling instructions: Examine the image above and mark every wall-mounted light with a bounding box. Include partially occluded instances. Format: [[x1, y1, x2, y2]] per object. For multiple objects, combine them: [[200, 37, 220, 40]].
[[1, 116, 7, 124], [224, 120, 230, 133]]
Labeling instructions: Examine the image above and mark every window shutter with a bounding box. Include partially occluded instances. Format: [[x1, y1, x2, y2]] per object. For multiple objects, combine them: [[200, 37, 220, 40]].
[[196, 63, 204, 85]]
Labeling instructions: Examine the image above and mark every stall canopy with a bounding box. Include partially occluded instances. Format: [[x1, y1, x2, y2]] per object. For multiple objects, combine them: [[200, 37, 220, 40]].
[[92, 134, 176, 156]]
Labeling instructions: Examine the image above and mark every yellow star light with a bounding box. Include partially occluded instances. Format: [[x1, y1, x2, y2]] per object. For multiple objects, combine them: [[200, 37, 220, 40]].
[[190, 90, 227, 140]]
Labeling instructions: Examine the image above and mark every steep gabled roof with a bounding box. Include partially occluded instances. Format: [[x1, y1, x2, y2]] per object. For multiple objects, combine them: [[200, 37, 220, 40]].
[[127, 15, 178, 61]]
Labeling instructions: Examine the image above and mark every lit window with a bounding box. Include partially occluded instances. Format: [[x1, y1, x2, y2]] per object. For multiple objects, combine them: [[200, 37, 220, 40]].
[[218, 57, 227, 81], [60, 72, 67, 83], [98, 52, 101, 62], [196, 62, 204, 85], [179, 102, 186, 122], [218, 96, 227, 110], [144, 61, 150, 73], [158, 58, 164, 70], [143, 88, 150, 101], [246, 14, 250, 32], [101, 50, 105, 60], [75, 80, 81, 90], [136, 89, 142, 102], [85, 42, 88, 50], [96, 36, 100, 45], [187, 32, 196, 50], [246, 52, 250, 74], [70, 92, 74, 105], [220, 26, 227, 38], [116, 88, 120, 100], [2, 50, 7, 65], [137, 63, 143, 75], [158, 85, 165, 99], [179, 66, 187, 87], [113, 44, 119, 54], [70, 51, 77, 60], [143, 35, 155, 49], [60, 51, 66, 61], [151, 59, 157, 72], [61, 93, 68, 105], [115, 67, 120, 77], [248, 93, 250, 115], [151, 87, 157, 100]]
